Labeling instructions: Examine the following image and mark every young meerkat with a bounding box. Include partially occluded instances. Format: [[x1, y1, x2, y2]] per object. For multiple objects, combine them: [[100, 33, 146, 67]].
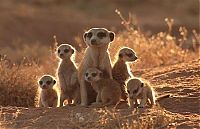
[[78, 28, 115, 106], [56, 44, 80, 106], [112, 47, 138, 101], [38, 75, 58, 107], [85, 68, 121, 107], [127, 78, 170, 108]]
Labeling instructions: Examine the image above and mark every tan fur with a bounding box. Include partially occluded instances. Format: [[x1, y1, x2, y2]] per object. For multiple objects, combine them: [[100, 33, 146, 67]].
[[78, 28, 115, 106], [56, 44, 81, 106], [127, 78, 155, 108], [85, 68, 121, 107], [38, 75, 58, 107], [112, 47, 138, 101]]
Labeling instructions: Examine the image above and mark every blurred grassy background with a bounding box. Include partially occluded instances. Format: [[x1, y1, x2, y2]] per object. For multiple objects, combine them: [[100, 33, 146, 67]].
[[0, 0, 198, 49]]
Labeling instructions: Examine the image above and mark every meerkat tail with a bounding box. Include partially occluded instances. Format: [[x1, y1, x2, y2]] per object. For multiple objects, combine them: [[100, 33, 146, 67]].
[[156, 94, 171, 101]]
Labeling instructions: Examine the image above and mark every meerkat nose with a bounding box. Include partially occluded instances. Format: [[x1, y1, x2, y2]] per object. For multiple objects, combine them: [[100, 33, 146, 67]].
[[91, 39, 96, 44], [42, 85, 47, 89], [87, 77, 91, 81], [60, 53, 64, 57]]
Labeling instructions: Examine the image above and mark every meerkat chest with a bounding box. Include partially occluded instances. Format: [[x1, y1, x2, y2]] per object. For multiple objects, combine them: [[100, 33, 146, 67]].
[[41, 89, 57, 101], [113, 62, 129, 81], [58, 62, 76, 79]]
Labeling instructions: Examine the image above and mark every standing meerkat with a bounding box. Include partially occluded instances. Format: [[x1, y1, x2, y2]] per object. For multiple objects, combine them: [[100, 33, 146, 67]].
[[85, 68, 121, 107], [78, 28, 115, 106], [56, 44, 80, 106], [127, 78, 170, 108], [112, 47, 138, 101], [38, 75, 58, 107]]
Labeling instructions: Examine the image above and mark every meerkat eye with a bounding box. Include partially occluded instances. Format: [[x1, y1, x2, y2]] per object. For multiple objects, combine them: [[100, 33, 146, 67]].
[[92, 73, 97, 77], [39, 81, 43, 85], [97, 32, 106, 38], [85, 73, 89, 77], [58, 49, 60, 53], [46, 81, 51, 85], [64, 49, 69, 53], [87, 32, 93, 38], [127, 90, 130, 94], [126, 53, 133, 57]]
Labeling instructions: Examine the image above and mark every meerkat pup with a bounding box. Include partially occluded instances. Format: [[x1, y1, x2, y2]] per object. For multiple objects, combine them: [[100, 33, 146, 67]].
[[56, 44, 80, 106], [112, 47, 138, 101], [85, 68, 121, 107], [78, 28, 115, 106], [38, 75, 58, 107], [127, 78, 155, 108]]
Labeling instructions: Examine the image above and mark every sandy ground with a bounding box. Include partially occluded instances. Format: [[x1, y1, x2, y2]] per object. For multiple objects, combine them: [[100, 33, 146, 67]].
[[0, 59, 199, 129]]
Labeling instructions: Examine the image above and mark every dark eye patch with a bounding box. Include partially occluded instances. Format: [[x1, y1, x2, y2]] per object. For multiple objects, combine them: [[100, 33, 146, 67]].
[[39, 81, 43, 85], [97, 32, 106, 38], [64, 49, 69, 53], [127, 90, 130, 94], [87, 32, 93, 38], [58, 49, 60, 53], [85, 73, 89, 77], [126, 53, 133, 57], [46, 81, 51, 85], [92, 73, 97, 77]]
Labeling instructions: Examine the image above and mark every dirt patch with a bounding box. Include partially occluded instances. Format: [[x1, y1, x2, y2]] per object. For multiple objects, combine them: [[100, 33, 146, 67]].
[[0, 59, 199, 128]]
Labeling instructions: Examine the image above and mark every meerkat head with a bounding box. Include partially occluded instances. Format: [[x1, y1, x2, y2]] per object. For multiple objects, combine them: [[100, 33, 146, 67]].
[[118, 47, 138, 62], [127, 78, 144, 99], [83, 28, 115, 47], [56, 44, 75, 60], [85, 68, 103, 82], [38, 75, 56, 90]]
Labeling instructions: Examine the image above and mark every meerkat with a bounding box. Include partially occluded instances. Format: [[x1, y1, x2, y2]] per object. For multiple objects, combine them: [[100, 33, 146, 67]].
[[56, 44, 81, 106], [85, 68, 121, 107], [112, 47, 138, 101], [127, 78, 170, 108], [78, 28, 115, 106], [38, 75, 58, 107]]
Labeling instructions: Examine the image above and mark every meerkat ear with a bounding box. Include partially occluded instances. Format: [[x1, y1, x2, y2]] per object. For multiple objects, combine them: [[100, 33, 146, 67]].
[[53, 80, 56, 85], [83, 32, 88, 41], [109, 32, 115, 42], [141, 83, 144, 87]]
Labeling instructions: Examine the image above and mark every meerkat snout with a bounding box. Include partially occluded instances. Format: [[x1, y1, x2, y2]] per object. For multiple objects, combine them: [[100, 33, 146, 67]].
[[57, 44, 75, 59]]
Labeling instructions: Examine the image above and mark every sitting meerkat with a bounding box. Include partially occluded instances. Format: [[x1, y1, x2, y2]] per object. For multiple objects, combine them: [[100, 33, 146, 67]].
[[38, 75, 58, 107], [127, 78, 170, 108], [78, 28, 115, 106], [112, 47, 138, 101], [56, 44, 80, 106], [85, 68, 121, 107]]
